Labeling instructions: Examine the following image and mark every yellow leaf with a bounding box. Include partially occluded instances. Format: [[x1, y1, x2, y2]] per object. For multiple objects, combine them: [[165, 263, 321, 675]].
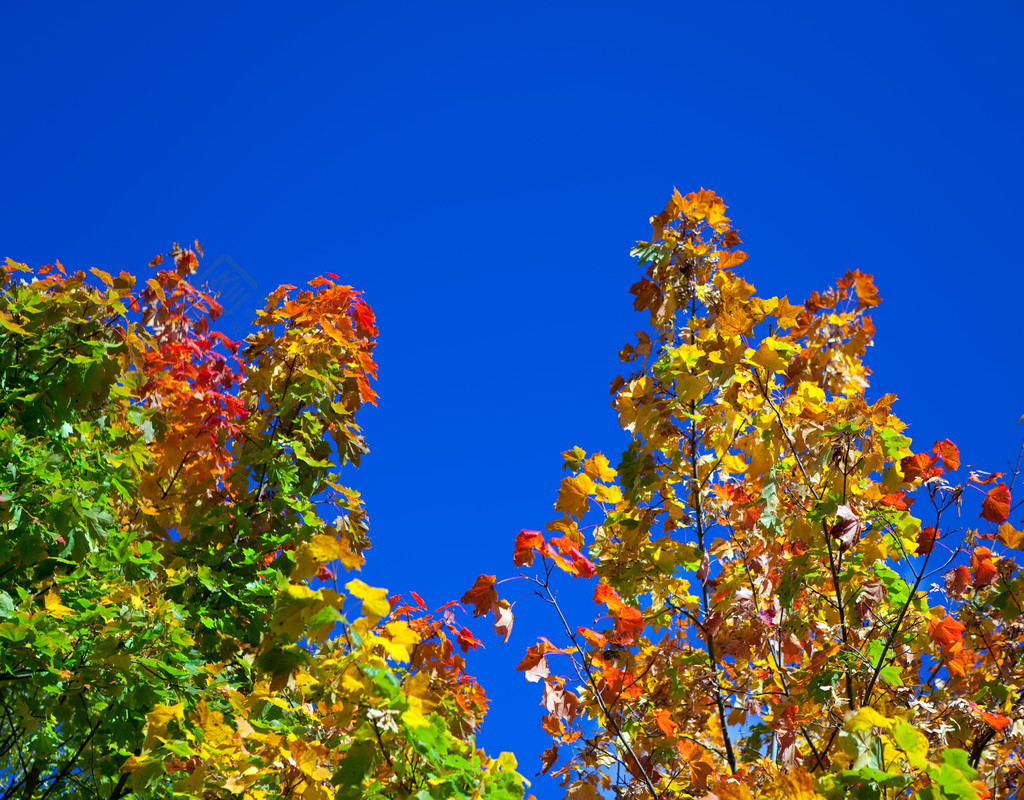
[[402, 695, 429, 729], [749, 341, 789, 373], [594, 483, 622, 504], [292, 533, 349, 581], [998, 522, 1024, 550], [555, 474, 595, 520], [44, 590, 73, 620], [718, 454, 748, 475], [345, 579, 390, 624], [143, 702, 185, 748], [384, 620, 419, 658], [583, 453, 616, 483], [891, 721, 930, 770], [845, 707, 894, 732], [90, 267, 114, 286]]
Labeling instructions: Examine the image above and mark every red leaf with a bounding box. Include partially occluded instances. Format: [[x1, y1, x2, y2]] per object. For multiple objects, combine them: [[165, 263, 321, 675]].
[[513, 530, 546, 567], [549, 535, 596, 578], [946, 566, 972, 596], [916, 526, 937, 555], [456, 626, 483, 653], [829, 504, 864, 551], [460, 575, 498, 617], [981, 484, 1011, 524]]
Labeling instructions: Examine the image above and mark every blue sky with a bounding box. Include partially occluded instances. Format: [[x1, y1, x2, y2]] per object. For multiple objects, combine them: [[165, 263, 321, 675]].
[[3, 1, 1023, 794]]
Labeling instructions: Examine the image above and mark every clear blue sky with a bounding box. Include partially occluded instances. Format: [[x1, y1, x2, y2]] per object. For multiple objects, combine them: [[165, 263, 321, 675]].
[[3, 2, 1022, 794]]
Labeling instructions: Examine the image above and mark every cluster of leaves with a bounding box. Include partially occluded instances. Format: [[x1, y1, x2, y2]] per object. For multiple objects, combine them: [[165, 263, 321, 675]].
[[468, 190, 1024, 799], [0, 248, 524, 799]]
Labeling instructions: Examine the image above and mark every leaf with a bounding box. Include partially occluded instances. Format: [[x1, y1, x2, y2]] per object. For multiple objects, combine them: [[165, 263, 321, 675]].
[[90, 267, 114, 286], [539, 745, 559, 775], [492, 599, 514, 643], [461, 574, 498, 617], [345, 578, 390, 624], [933, 439, 960, 471], [555, 473, 595, 519], [997, 522, 1024, 550], [517, 645, 550, 683], [583, 453, 616, 483], [513, 530, 546, 567], [43, 589, 73, 620], [880, 490, 912, 511], [749, 340, 789, 373], [981, 483, 1011, 524]]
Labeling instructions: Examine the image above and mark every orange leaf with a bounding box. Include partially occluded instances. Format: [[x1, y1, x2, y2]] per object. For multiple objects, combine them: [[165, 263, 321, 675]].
[[977, 711, 1011, 731], [513, 530, 546, 567], [901, 452, 937, 482], [593, 583, 623, 612], [540, 715, 564, 737], [654, 708, 678, 737], [932, 439, 960, 471], [997, 522, 1024, 550], [880, 490, 912, 511], [612, 605, 643, 645], [460, 575, 498, 617], [981, 483, 1011, 524]]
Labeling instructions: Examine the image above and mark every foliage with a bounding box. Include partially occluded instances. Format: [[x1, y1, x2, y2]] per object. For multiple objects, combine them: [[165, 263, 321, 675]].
[[0, 248, 524, 799], [470, 190, 1024, 799]]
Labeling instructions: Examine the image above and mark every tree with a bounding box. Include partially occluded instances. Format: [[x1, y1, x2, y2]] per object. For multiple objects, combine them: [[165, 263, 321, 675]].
[[469, 190, 1023, 799], [0, 248, 524, 799]]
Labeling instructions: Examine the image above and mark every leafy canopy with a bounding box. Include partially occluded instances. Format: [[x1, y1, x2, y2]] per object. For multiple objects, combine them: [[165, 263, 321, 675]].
[[470, 189, 1022, 800], [0, 247, 523, 799]]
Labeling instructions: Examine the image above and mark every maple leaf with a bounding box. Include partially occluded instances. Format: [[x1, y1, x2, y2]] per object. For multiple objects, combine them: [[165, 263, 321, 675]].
[[654, 708, 678, 737], [970, 547, 999, 587], [981, 483, 1011, 523], [932, 438, 961, 471], [513, 530, 546, 567], [549, 535, 596, 578], [555, 473, 595, 520], [828, 504, 863, 552], [583, 453, 616, 483], [901, 451, 939, 482], [539, 745, 559, 775], [946, 565, 972, 596], [461, 574, 498, 617], [880, 490, 912, 511], [997, 522, 1024, 550], [917, 526, 938, 555], [929, 614, 966, 654], [492, 599, 514, 643], [517, 644, 551, 683]]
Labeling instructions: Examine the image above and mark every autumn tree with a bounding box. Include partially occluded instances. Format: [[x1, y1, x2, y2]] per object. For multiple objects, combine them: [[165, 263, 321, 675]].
[[468, 190, 1024, 799], [0, 249, 524, 799]]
